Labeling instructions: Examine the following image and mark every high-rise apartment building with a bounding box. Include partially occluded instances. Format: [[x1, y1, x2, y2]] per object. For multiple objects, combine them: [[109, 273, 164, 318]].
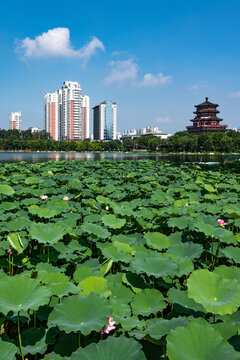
[[44, 81, 89, 141], [82, 96, 90, 139], [44, 91, 61, 140], [9, 112, 21, 131], [93, 101, 117, 141]]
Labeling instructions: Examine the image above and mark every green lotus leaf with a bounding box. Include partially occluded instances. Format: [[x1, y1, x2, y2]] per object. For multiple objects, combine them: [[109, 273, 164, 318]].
[[167, 288, 205, 314], [214, 265, 240, 281], [82, 223, 110, 239], [0, 184, 15, 196], [166, 242, 203, 261], [48, 293, 111, 334], [48, 282, 79, 298], [73, 266, 102, 283], [78, 276, 111, 298], [22, 327, 47, 356], [132, 317, 189, 340], [144, 232, 170, 251], [167, 318, 240, 360], [187, 269, 240, 315], [0, 338, 18, 360], [71, 336, 146, 360], [111, 299, 131, 320], [7, 233, 25, 254], [223, 205, 240, 219], [113, 241, 136, 255], [167, 216, 190, 230], [100, 244, 132, 262], [0, 274, 51, 315], [44, 354, 69, 360], [120, 316, 145, 331], [5, 217, 31, 232], [122, 272, 150, 293], [107, 280, 134, 303], [25, 176, 42, 185], [29, 205, 59, 219], [29, 223, 67, 244], [131, 288, 166, 316], [102, 214, 126, 229], [204, 184, 216, 193], [221, 246, 240, 263], [194, 222, 215, 237], [130, 257, 178, 278]]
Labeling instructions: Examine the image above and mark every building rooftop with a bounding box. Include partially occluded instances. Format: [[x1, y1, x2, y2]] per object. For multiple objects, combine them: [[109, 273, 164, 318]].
[[194, 97, 219, 108]]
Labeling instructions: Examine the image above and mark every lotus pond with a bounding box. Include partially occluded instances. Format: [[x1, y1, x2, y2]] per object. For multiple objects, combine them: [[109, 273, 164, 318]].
[[0, 160, 239, 360]]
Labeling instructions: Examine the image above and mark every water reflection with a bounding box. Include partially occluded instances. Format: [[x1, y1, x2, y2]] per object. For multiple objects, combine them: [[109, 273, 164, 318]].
[[0, 152, 223, 163]]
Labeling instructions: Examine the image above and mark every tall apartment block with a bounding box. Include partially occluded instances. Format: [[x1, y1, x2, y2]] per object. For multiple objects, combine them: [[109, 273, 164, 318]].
[[44, 81, 89, 141], [9, 112, 21, 131], [44, 91, 61, 140], [93, 101, 117, 140]]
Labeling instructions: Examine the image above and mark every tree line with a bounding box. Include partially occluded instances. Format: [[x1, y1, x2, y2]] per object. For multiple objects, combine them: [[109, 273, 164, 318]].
[[0, 129, 239, 153]]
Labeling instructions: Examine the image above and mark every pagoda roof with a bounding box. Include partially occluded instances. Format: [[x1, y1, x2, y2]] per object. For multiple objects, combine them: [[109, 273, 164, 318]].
[[194, 97, 219, 108], [194, 109, 220, 114], [190, 116, 223, 122]]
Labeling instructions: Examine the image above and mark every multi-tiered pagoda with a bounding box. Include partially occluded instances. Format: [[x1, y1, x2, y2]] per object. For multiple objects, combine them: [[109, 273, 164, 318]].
[[187, 97, 227, 134]]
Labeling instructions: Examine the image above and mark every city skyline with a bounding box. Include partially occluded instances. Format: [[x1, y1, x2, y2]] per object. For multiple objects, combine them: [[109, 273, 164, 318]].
[[1, 1, 240, 133]]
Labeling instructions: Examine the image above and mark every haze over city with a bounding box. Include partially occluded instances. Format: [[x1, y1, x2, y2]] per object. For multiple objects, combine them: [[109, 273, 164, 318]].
[[1, 0, 240, 133]]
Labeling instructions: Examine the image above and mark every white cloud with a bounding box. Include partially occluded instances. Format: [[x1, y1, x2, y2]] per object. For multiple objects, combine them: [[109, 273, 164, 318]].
[[104, 58, 172, 87], [103, 59, 139, 85], [136, 73, 172, 87], [155, 116, 171, 124], [229, 91, 240, 98], [16, 28, 105, 61], [188, 81, 209, 91]]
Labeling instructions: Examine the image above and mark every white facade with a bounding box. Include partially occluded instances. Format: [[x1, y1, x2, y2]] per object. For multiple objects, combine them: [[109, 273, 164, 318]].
[[44, 91, 61, 140], [28, 127, 42, 133], [44, 81, 89, 141], [82, 95, 90, 139], [9, 112, 21, 131], [93, 101, 117, 141]]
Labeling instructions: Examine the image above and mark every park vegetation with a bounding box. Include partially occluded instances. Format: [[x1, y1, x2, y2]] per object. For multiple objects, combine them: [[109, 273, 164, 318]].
[[0, 129, 239, 153]]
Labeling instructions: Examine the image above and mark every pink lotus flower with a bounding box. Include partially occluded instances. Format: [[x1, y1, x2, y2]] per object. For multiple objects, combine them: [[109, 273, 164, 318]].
[[63, 196, 70, 201], [100, 316, 116, 334], [39, 195, 48, 200], [217, 219, 227, 228]]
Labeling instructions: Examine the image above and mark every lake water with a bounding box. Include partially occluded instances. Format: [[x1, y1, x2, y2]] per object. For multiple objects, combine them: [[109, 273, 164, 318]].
[[0, 152, 224, 163]]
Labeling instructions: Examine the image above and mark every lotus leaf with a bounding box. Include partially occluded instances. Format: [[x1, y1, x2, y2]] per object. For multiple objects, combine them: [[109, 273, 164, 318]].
[[166, 242, 203, 261], [0, 338, 18, 360], [167, 318, 240, 360], [214, 265, 240, 281], [29, 205, 59, 219], [7, 233, 25, 253], [144, 232, 170, 250], [22, 327, 47, 355], [167, 288, 205, 314], [0, 274, 51, 315], [131, 288, 166, 316], [130, 257, 178, 278], [48, 293, 111, 334], [29, 223, 66, 244], [82, 223, 110, 239], [102, 214, 126, 229], [0, 184, 15, 196], [187, 269, 240, 315], [78, 276, 111, 297], [222, 246, 240, 263], [71, 336, 146, 360]]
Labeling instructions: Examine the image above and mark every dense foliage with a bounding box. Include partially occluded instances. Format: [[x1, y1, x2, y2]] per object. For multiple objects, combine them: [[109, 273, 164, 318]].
[[167, 130, 240, 153], [0, 160, 239, 359]]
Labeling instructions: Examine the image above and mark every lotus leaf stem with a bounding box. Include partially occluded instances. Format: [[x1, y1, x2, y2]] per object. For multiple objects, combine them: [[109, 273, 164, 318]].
[[18, 314, 24, 360], [78, 332, 81, 347]]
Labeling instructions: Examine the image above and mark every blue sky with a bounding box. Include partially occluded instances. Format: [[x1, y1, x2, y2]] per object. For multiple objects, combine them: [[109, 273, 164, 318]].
[[1, 0, 240, 133]]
